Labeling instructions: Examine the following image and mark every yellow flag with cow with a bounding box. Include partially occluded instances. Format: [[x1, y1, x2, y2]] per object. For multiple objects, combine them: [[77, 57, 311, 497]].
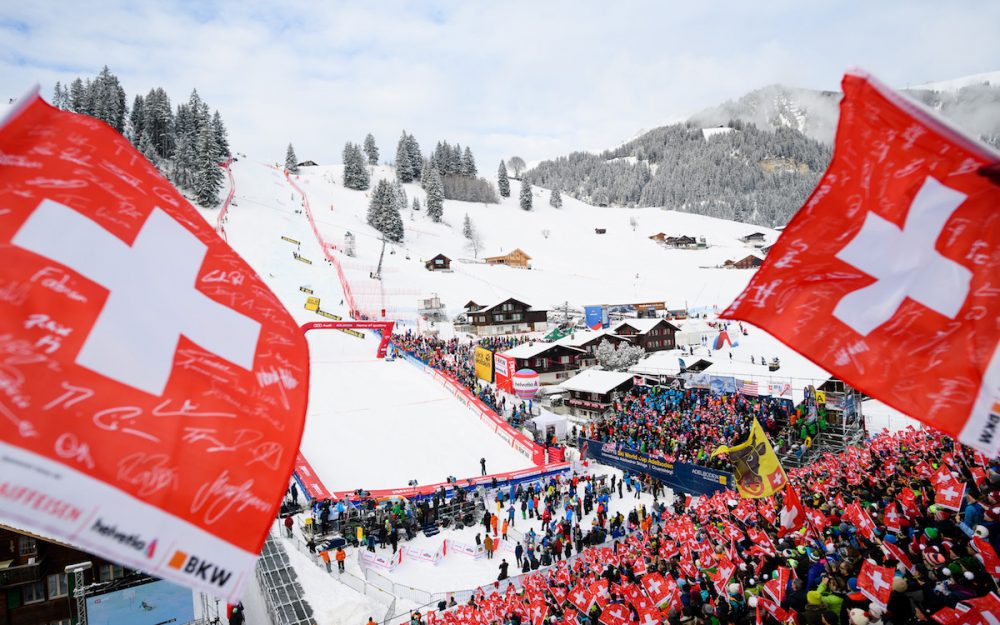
[[712, 418, 788, 499]]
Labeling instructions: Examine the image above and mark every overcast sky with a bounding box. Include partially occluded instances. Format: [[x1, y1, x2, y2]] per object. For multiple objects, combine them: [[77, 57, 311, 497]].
[[2, 1, 997, 169]]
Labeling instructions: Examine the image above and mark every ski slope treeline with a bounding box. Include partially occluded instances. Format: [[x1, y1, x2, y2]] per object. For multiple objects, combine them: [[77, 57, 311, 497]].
[[50, 66, 231, 206]]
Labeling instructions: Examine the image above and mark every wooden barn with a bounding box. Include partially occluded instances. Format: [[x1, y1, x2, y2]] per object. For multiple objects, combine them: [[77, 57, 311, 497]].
[[424, 253, 452, 271], [485, 248, 532, 269], [730, 254, 764, 269]]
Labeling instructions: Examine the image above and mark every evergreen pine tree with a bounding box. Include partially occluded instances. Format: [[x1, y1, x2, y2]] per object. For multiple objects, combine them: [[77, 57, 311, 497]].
[[498, 161, 510, 197], [128, 95, 145, 145], [363, 133, 379, 166], [549, 188, 562, 208], [367, 179, 393, 233], [68, 78, 88, 114], [194, 123, 224, 205], [285, 143, 299, 173], [462, 213, 473, 239], [342, 143, 371, 190], [426, 167, 444, 222], [462, 146, 477, 177], [385, 189, 405, 242], [211, 111, 230, 159], [405, 133, 423, 180], [421, 156, 436, 190], [519, 179, 533, 211], [395, 132, 414, 182]]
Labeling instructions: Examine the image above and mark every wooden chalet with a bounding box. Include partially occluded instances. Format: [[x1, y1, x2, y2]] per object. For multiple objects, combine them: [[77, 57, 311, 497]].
[[559, 370, 635, 420], [463, 297, 548, 336], [502, 341, 586, 384], [296, 160, 319, 167], [424, 253, 452, 271], [730, 254, 764, 269], [740, 232, 768, 248], [612, 318, 679, 352], [484, 248, 532, 269]]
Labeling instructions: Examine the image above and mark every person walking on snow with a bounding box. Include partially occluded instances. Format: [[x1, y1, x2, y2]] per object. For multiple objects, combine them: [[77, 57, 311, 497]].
[[283, 515, 294, 538], [480, 457, 487, 476]]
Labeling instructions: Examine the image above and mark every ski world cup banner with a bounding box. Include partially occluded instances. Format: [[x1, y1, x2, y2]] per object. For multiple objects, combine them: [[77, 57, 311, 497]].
[[495, 352, 515, 393], [712, 419, 787, 499], [722, 70, 1000, 456], [474, 346, 494, 383], [0, 94, 310, 600]]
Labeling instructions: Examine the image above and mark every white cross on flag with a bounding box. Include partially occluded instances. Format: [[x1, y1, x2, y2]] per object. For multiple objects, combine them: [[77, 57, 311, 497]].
[[0, 94, 309, 600], [935, 472, 967, 511], [641, 572, 671, 608], [955, 592, 1000, 625], [598, 604, 630, 625], [720, 69, 1000, 455], [883, 502, 903, 533], [568, 585, 596, 614], [858, 560, 895, 608]]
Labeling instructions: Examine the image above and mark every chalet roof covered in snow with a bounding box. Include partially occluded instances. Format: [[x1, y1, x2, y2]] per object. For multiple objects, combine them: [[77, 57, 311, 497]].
[[555, 329, 623, 348], [502, 341, 584, 360], [612, 318, 677, 335], [559, 369, 634, 395]]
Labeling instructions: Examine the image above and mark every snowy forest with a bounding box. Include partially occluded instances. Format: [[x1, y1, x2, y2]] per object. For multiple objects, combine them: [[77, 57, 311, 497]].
[[51, 66, 231, 207], [524, 120, 831, 227]]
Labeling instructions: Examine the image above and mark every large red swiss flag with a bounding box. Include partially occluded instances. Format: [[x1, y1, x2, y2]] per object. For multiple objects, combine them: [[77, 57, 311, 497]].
[[722, 70, 1000, 455], [0, 93, 309, 600]]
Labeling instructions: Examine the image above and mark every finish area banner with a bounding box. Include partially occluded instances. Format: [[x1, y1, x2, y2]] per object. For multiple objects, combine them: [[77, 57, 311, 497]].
[[0, 94, 309, 600]]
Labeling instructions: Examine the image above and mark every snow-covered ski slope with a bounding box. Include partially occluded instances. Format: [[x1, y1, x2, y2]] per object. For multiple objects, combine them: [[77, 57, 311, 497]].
[[290, 164, 777, 322], [302, 330, 533, 491], [211, 160, 532, 492]]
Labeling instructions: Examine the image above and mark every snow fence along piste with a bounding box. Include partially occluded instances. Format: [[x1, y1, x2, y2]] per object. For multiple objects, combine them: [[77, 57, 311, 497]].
[[284, 170, 359, 317], [292, 458, 569, 503], [216, 158, 235, 241]]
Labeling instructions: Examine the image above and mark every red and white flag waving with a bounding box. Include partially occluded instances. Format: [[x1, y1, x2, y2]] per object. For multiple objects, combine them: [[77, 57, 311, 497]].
[[857, 560, 896, 609], [779, 486, 806, 534], [934, 470, 967, 511], [0, 94, 309, 600], [721, 69, 1000, 455]]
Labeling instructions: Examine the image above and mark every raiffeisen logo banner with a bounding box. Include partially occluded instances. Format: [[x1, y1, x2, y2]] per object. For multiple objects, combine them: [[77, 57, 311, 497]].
[[0, 92, 310, 601]]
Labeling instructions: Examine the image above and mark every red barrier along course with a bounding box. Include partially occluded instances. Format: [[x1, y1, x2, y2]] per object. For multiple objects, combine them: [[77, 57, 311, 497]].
[[216, 158, 235, 242]]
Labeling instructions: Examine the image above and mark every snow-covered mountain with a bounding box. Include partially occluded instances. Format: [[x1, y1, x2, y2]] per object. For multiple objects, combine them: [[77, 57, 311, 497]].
[[523, 71, 1000, 228], [691, 71, 1000, 145], [689, 84, 842, 144]]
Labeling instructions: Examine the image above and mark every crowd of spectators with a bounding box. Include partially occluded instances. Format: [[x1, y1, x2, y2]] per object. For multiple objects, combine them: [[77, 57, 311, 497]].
[[413, 427, 1000, 625], [588, 386, 792, 469], [391, 331, 535, 424]]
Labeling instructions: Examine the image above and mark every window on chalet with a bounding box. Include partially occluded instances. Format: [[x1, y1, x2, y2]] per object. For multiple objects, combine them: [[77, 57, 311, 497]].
[[502, 303, 514, 311], [533, 358, 545, 367], [493, 314, 503, 322], [512, 313, 523, 321], [23, 581, 45, 604], [18, 536, 36, 556], [47, 573, 68, 598]]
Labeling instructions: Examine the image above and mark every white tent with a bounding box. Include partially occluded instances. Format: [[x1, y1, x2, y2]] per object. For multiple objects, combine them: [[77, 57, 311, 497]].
[[528, 411, 569, 442]]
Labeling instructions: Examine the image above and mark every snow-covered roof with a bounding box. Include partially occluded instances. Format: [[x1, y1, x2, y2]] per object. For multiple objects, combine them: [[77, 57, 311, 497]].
[[502, 342, 584, 359], [556, 329, 622, 348], [612, 318, 670, 334], [559, 369, 635, 394], [630, 349, 688, 376]]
